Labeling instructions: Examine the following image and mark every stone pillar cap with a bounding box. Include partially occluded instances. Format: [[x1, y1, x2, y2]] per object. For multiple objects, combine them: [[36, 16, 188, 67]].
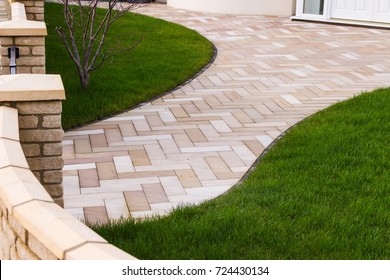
[[0, 2, 47, 36], [0, 74, 65, 101]]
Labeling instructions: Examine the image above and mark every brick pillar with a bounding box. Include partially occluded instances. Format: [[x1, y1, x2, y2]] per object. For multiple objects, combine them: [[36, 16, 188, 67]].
[[17, 101, 64, 205], [0, 74, 66, 206], [0, 2, 46, 75]]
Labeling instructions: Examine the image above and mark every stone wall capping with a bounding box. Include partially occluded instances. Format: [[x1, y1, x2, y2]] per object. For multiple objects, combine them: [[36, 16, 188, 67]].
[[0, 2, 47, 36], [0, 138, 29, 169], [65, 243, 137, 260], [13, 200, 109, 259], [0, 166, 53, 213], [0, 106, 19, 141], [11, 2, 27, 21], [0, 74, 65, 101], [0, 20, 47, 36]]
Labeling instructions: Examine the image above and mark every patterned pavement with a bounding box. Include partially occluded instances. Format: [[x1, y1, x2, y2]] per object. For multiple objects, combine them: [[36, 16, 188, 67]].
[[62, 4, 390, 224]]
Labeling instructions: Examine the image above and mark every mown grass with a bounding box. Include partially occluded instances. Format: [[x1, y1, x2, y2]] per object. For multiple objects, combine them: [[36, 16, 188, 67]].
[[95, 88, 390, 260], [45, 2, 214, 129]]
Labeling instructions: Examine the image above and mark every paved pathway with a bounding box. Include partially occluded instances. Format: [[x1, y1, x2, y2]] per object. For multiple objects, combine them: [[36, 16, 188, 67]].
[[63, 4, 390, 224]]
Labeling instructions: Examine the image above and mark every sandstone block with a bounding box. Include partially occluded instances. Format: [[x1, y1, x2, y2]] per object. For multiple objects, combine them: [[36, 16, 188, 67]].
[[34, 1, 44, 7], [0, 37, 13, 45], [32, 46, 45, 56], [32, 66, 45, 74], [27, 157, 64, 171], [14, 66, 32, 74], [26, 14, 34, 21], [43, 143, 62, 156], [44, 183, 63, 198], [35, 14, 44, 21], [19, 46, 31, 56], [15, 37, 44, 46], [25, 7, 44, 14], [32, 171, 41, 181], [9, 216, 27, 243], [16, 239, 39, 260], [0, 230, 11, 260], [16, 101, 62, 114], [19, 115, 38, 129], [10, 244, 19, 260], [20, 129, 64, 143], [42, 115, 61, 128], [28, 233, 58, 260], [43, 170, 62, 184], [2, 217, 17, 244], [21, 143, 41, 157], [18, 56, 45, 66]]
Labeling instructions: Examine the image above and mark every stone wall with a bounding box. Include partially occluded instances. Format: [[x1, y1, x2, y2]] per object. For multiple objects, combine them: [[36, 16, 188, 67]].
[[0, 102, 136, 260], [0, 74, 65, 205], [0, 3, 46, 75], [5, 0, 43, 21]]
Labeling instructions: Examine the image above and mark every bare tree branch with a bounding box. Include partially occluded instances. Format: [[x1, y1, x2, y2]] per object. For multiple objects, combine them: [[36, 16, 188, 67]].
[[55, 0, 145, 90]]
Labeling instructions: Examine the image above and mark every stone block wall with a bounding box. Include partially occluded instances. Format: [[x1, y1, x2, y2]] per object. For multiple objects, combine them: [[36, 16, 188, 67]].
[[6, 0, 44, 21], [0, 2, 46, 75], [18, 100, 64, 205], [0, 36, 45, 75], [0, 105, 136, 260], [0, 74, 65, 205], [0, 199, 57, 259]]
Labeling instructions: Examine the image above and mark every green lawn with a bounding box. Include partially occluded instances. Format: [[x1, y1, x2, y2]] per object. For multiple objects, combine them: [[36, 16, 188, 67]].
[[45, 2, 214, 129], [95, 88, 390, 260]]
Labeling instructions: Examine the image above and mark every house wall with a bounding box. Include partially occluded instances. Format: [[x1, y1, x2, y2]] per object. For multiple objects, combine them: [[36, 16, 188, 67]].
[[168, 0, 296, 16]]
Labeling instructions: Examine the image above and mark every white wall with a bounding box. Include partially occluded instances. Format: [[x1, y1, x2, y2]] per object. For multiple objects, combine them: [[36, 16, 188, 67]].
[[168, 0, 296, 16]]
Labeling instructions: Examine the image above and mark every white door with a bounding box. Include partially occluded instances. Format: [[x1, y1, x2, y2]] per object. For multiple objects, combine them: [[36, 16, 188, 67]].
[[331, 0, 390, 23], [373, 0, 390, 22]]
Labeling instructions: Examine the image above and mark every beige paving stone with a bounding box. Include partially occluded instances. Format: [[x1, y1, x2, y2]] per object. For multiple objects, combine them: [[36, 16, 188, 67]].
[[124, 190, 150, 212], [172, 133, 194, 148], [74, 139, 92, 154], [105, 128, 123, 144], [142, 183, 169, 204], [90, 134, 108, 149], [63, 176, 80, 196], [159, 176, 186, 196], [129, 149, 151, 167], [113, 155, 134, 173], [78, 169, 99, 188], [244, 140, 265, 156], [145, 115, 164, 129], [175, 169, 202, 188], [117, 170, 176, 179], [205, 156, 231, 174], [83, 206, 109, 225], [118, 123, 137, 137], [185, 128, 207, 142], [96, 162, 117, 180], [104, 197, 130, 220], [159, 138, 180, 154], [133, 119, 151, 132], [170, 107, 189, 118]]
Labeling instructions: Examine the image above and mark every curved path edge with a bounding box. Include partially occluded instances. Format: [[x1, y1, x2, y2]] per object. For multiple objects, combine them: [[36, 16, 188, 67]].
[[62, 4, 390, 223]]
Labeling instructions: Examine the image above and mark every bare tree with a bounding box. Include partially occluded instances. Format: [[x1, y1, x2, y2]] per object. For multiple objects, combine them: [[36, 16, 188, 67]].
[[56, 0, 143, 89]]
